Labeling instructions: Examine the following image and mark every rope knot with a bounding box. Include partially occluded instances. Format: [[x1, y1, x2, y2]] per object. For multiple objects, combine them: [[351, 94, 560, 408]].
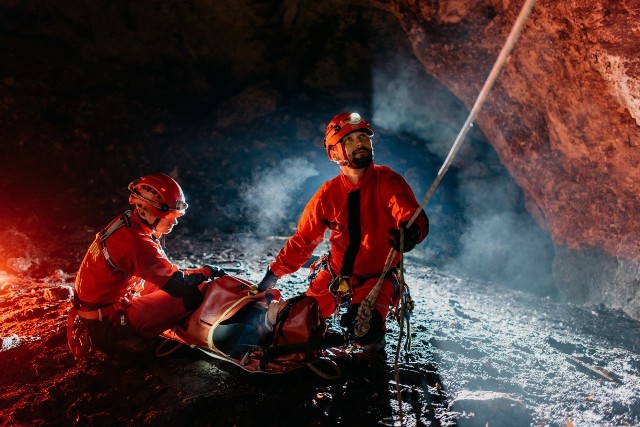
[[353, 300, 373, 337]]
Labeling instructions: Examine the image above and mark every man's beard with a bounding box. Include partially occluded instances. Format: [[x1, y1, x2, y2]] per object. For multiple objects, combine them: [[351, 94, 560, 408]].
[[350, 148, 373, 169]]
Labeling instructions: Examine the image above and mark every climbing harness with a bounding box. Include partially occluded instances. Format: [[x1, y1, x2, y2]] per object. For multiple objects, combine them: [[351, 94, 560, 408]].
[[96, 209, 162, 275], [311, 250, 403, 331], [98, 210, 133, 275], [67, 210, 145, 357]]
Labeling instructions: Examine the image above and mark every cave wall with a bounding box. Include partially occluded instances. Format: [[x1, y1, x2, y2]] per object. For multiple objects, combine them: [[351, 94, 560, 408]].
[[376, 0, 640, 259], [2, 0, 640, 318], [374, 0, 640, 318]]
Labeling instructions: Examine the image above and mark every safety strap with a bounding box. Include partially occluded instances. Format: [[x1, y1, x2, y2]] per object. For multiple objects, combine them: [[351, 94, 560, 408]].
[[97, 210, 132, 275], [340, 190, 361, 279], [75, 305, 117, 321], [271, 294, 307, 345], [327, 189, 363, 302]]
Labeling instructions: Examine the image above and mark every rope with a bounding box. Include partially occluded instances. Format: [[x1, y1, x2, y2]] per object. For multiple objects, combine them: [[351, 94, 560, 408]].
[[354, 0, 538, 340], [393, 233, 406, 425], [155, 338, 186, 357], [305, 358, 343, 380], [386, 2, 538, 423]]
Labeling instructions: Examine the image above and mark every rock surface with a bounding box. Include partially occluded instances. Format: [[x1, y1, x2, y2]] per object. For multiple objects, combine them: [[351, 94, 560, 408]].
[[450, 390, 533, 427], [376, 0, 640, 316], [2, 241, 639, 426], [379, 0, 640, 255]]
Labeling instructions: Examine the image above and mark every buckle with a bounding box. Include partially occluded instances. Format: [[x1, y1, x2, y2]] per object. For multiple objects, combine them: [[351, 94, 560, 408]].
[[329, 276, 352, 297]]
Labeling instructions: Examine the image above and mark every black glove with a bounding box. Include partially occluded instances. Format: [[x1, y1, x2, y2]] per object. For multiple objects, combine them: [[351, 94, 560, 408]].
[[204, 265, 227, 279], [183, 284, 205, 311], [388, 221, 420, 253], [257, 268, 278, 292]]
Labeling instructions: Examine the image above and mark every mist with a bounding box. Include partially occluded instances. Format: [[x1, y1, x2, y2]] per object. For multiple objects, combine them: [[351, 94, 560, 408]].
[[448, 170, 556, 296], [237, 157, 319, 255], [372, 50, 557, 297]]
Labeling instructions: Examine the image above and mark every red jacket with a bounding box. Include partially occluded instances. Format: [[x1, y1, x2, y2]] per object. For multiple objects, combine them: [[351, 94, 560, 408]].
[[75, 210, 180, 306], [270, 164, 428, 278]]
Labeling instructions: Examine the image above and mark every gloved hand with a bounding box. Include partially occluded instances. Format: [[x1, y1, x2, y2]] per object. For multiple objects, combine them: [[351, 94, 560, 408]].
[[183, 284, 205, 310], [204, 265, 227, 279], [257, 268, 278, 292], [388, 221, 421, 253]]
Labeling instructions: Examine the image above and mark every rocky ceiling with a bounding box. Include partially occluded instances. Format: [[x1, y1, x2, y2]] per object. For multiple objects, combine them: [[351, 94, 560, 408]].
[[2, 0, 640, 318]]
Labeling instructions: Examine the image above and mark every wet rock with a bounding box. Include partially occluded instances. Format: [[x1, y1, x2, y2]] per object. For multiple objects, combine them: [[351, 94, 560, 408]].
[[1, 334, 21, 351], [450, 390, 533, 427], [553, 245, 640, 320], [43, 286, 72, 302], [0, 280, 13, 296], [11, 306, 47, 321]]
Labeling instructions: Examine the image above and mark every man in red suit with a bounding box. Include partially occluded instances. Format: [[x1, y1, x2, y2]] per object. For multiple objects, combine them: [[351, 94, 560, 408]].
[[70, 173, 225, 355], [257, 112, 428, 349]]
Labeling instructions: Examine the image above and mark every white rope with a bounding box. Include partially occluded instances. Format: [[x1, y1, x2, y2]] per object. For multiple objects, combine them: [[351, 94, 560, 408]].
[[392, 233, 406, 424], [354, 0, 538, 340]]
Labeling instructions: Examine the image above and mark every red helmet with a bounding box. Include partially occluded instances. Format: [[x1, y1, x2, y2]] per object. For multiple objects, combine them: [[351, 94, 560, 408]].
[[128, 174, 188, 219], [323, 112, 374, 160]]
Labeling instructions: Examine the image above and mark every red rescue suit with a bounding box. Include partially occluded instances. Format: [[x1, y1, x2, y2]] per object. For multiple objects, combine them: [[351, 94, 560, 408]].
[[73, 210, 212, 353], [270, 164, 428, 322]]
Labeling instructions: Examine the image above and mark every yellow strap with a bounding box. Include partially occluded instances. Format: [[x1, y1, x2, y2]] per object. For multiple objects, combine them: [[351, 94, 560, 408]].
[[206, 293, 254, 352]]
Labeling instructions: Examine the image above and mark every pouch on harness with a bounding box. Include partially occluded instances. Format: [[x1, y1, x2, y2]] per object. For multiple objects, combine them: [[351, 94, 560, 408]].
[[160, 275, 346, 377]]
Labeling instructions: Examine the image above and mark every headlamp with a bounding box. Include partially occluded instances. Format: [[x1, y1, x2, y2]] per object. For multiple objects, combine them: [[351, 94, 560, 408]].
[[331, 112, 363, 135], [346, 112, 362, 125]]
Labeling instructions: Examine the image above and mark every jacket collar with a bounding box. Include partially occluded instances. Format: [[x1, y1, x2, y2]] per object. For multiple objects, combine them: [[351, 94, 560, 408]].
[[340, 163, 374, 190]]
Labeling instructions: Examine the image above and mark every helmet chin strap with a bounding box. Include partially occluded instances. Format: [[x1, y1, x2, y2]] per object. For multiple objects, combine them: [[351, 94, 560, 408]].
[[147, 218, 165, 244], [339, 143, 371, 169], [339, 143, 353, 168], [138, 208, 161, 230]]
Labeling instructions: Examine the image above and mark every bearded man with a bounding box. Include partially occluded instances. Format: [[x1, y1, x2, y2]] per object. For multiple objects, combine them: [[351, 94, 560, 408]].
[[256, 112, 429, 350]]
